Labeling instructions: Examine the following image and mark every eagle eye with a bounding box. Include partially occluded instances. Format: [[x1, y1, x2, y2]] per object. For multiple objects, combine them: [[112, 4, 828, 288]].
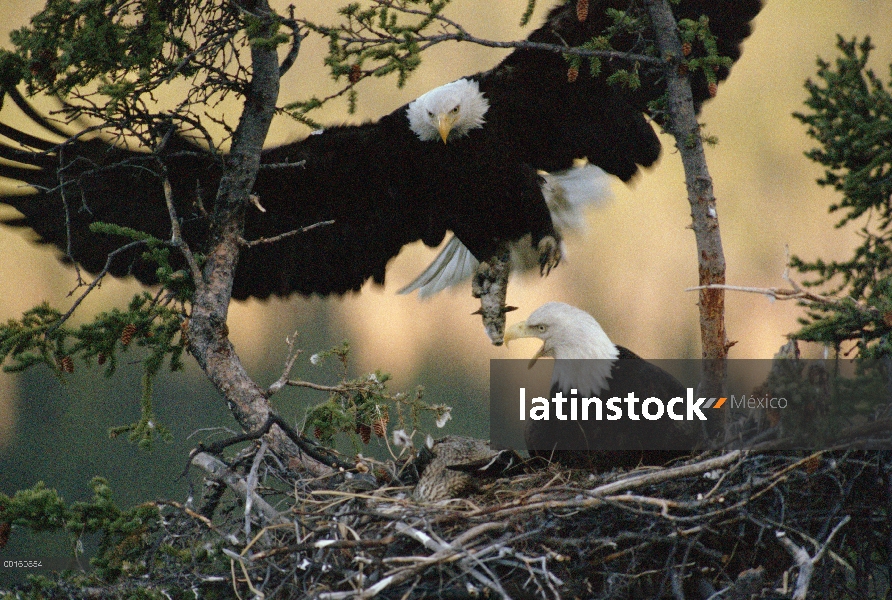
[[427, 110, 434, 118], [450, 106, 459, 114], [537, 325, 547, 333]]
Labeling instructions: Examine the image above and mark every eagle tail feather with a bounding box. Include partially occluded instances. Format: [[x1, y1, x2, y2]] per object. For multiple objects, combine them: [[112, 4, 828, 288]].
[[541, 163, 613, 233], [397, 235, 479, 298]]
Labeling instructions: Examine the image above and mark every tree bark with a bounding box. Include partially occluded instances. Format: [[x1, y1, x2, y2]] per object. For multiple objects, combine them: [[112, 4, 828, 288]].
[[644, 0, 728, 402], [185, 1, 325, 471]]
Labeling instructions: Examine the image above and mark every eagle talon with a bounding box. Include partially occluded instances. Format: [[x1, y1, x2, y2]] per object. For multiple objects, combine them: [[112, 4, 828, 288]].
[[537, 236, 561, 276]]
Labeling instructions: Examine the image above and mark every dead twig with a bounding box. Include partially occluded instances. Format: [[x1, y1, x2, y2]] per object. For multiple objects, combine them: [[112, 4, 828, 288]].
[[237, 219, 334, 248], [776, 515, 851, 600], [191, 451, 289, 526], [267, 331, 302, 396]]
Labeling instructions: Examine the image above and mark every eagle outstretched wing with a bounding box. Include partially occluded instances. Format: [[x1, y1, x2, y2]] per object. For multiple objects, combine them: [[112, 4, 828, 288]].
[[0, 1, 762, 300]]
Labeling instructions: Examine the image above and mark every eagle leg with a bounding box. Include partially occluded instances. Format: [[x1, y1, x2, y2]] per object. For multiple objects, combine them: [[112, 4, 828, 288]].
[[537, 235, 562, 276], [471, 241, 512, 345]]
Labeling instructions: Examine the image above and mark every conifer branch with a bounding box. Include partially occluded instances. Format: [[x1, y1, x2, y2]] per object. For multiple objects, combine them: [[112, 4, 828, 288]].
[[48, 239, 151, 334]]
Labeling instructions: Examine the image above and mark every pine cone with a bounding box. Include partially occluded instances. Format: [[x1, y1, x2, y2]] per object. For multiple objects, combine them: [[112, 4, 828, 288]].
[[576, 0, 588, 22], [708, 82, 718, 97], [349, 64, 362, 83], [682, 42, 692, 56], [180, 319, 190, 349], [59, 355, 74, 374], [313, 426, 324, 440], [372, 415, 389, 438], [358, 423, 372, 444], [97, 352, 107, 366], [567, 66, 579, 83], [121, 323, 137, 346]]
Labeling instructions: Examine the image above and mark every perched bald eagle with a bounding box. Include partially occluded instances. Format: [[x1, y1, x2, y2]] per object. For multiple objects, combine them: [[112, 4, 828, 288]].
[[505, 302, 701, 470], [0, 1, 761, 305]]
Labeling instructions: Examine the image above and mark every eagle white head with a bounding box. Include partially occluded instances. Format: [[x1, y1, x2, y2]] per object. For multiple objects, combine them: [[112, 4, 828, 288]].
[[504, 302, 620, 396], [407, 78, 489, 143]]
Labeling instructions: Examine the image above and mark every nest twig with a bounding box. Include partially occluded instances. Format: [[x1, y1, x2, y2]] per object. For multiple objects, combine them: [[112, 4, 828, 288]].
[[98, 446, 892, 599]]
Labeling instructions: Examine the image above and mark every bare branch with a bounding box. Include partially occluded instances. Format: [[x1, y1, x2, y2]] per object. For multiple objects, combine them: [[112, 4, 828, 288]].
[[685, 283, 834, 304], [192, 413, 355, 472], [776, 516, 851, 600], [162, 176, 202, 284], [260, 160, 306, 170], [56, 147, 82, 285], [591, 451, 743, 497], [243, 439, 268, 537], [47, 239, 150, 334], [279, 8, 304, 77], [191, 450, 289, 526], [237, 219, 334, 248], [285, 379, 363, 393], [267, 332, 302, 396]]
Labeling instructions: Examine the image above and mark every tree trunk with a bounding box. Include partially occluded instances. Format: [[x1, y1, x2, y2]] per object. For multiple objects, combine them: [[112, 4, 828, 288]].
[[644, 0, 728, 403]]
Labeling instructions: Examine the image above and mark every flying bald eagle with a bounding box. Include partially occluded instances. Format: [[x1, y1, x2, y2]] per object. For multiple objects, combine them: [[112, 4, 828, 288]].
[[505, 302, 701, 470], [399, 162, 613, 298], [0, 1, 761, 324]]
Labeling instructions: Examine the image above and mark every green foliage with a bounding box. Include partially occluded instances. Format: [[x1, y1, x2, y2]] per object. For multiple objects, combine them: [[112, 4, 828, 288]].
[[306, 0, 446, 89], [244, 12, 289, 50], [604, 7, 646, 36], [0, 479, 237, 595], [563, 9, 649, 90], [518, 0, 537, 27], [0, 303, 65, 373], [0, 292, 187, 378], [0, 291, 187, 448], [791, 37, 892, 357], [303, 343, 451, 449], [0, 478, 161, 582], [759, 355, 889, 442], [580, 36, 611, 78], [606, 67, 641, 90], [677, 16, 731, 87], [794, 37, 892, 229], [108, 372, 174, 450], [5, 0, 189, 96], [0, 216, 196, 449], [0, 0, 198, 104], [0, 0, 292, 147]]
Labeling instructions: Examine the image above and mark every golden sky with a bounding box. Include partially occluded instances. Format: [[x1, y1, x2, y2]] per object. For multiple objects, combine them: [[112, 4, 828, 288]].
[[1, 0, 892, 437]]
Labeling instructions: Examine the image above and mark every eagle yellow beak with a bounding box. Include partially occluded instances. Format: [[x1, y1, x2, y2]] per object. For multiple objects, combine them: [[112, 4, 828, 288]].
[[437, 113, 456, 144], [504, 320, 548, 368], [503, 320, 531, 346]]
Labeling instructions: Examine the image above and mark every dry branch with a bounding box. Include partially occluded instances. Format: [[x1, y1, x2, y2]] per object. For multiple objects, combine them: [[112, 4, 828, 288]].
[[191, 451, 289, 526], [776, 515, 851, 600]]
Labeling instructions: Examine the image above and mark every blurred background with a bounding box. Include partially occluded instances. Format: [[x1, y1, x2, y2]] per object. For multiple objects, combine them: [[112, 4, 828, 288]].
[[1, 0, 891, 562]]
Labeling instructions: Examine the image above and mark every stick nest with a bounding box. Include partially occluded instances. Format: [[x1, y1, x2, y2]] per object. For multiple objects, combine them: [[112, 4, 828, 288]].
[[61, 446, 892, 599]]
